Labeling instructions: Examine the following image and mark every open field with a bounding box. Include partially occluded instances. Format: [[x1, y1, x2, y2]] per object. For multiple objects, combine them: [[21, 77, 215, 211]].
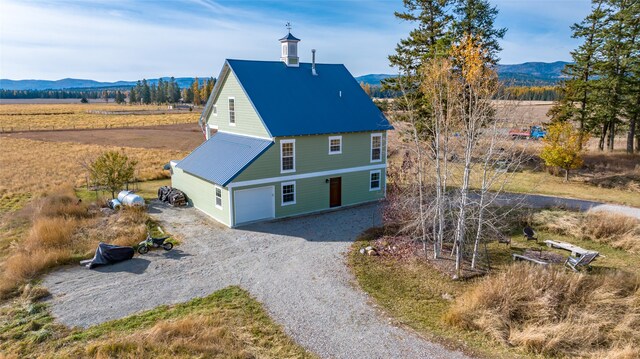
[[0, 137, 189, 212], [387, 115, 640, 206], [0, 103, 200, 131], [0, 286, 314, 358], [493, 100, 553, 127], [2, 123, 204, 151]]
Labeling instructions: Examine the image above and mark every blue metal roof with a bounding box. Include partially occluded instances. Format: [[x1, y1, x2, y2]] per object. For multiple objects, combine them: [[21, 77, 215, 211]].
[[226, 59, 393, 137], [279, 33, 300, 41], [176, 132, 273, 186]]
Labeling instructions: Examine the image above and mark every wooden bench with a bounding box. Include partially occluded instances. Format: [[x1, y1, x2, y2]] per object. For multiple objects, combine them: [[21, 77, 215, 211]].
[[543, 240, 590, 257], [512, 253, 549, 266]]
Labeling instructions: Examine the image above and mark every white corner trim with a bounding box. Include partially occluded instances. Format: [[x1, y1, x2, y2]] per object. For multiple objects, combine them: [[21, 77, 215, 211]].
[[228, 163, 387, 189], [215, 130, 273, 141], [328, 135, 342, 155], [281, 181, 296, 206]]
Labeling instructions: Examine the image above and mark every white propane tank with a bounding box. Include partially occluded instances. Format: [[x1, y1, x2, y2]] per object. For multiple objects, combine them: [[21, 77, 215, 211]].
[[117, 190, 132, 202], [121, 193, 145, 207], [108, 199, 122, 210]]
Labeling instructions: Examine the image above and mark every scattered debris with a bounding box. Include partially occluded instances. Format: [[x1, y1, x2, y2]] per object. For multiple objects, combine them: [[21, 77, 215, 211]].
[[157, 186, 187, 207]]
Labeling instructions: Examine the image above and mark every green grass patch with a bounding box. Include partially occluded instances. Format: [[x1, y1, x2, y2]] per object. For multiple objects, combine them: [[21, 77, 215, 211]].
[[349, 210, 640, 358], [74, 178, 171, 204], [488, 169, 640, 207], [1, 286, 314, 358], [349, 235, 538, 359]]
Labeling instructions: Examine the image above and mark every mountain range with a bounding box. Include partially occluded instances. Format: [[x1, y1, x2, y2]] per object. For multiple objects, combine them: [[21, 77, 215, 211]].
[[0, 77, 204, 91], [0, 61, 570, 90], [354, 61, 570, 86]]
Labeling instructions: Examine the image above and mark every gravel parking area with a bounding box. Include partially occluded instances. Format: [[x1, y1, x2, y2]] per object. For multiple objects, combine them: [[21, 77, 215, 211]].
[[43, 202, 468, 359]]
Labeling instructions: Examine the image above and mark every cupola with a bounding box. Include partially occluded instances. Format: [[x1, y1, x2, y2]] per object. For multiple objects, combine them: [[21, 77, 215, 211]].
[[279, 23, 300, 67]]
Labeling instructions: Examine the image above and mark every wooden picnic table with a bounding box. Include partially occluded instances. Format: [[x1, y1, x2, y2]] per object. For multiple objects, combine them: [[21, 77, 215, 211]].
[[544, 240, 590, 257]]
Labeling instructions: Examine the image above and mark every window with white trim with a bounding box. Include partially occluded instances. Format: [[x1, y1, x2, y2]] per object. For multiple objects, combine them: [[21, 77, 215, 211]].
[[213, 104, 217, 116], [281, 181, 296, 205], [215, 187, 223, 209], [228, 97, 235, 125], [371, 133, 382, 162], [328, 136, 342, 155], [370, 170, 381, 191], [280, 140, 295, 173]]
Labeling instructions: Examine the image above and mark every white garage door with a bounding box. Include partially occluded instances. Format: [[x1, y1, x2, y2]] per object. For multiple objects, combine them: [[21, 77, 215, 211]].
[[234, 186, 275, 225]]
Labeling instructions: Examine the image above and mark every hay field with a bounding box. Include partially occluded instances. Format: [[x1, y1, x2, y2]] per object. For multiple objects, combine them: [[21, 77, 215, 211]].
[[0, 137, 188, 212], [0, 103, 199, 131]]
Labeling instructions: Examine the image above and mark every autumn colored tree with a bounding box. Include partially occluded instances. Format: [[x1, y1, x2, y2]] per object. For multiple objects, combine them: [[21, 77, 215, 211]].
[[540, 122, 589, 182], [191, 77, 201, 105]]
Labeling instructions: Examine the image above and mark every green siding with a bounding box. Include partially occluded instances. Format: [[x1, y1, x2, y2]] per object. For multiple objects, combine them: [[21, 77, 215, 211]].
[[231, 169, 385, 224], [171, 166, 230, 226], [234, 132, 387, 182], [207, 70, 270, 139]]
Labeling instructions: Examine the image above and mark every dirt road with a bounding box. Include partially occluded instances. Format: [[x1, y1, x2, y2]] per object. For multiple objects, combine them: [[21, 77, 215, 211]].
[[0, 123, 204, 151]]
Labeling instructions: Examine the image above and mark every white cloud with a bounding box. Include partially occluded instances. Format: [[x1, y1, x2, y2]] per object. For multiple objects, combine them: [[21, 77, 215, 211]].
[[0, 0, 593, 81]]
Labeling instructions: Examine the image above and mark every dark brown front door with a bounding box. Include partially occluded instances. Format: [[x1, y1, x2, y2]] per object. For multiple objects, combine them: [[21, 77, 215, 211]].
[[329, 177, 342, 208]]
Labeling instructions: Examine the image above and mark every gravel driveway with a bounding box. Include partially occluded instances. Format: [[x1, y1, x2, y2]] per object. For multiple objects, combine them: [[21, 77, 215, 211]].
[[43, 202, 468, 359]]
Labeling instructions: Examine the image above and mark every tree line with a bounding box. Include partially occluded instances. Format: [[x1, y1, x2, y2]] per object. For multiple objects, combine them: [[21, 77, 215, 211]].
[[0, 88, 119, 100], [498, 86, 561, 101], [550, 0, 639, 153], [128, 77, 215, 105], [0, 77, 217, 106]]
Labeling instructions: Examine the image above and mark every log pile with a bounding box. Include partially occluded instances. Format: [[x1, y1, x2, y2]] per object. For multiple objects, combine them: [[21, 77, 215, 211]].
[[158, 186, 187, 207]]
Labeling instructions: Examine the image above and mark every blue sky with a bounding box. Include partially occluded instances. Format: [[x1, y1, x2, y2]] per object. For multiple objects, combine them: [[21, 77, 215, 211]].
[[0, 0, 592, 81]]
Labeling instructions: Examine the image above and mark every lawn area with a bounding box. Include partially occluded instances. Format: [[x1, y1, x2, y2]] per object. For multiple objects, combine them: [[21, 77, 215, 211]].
[[349, 210, 640, 358], [0, 286, 314, 358], [75, 178, 172, 204], [496, 169, 640, 207]]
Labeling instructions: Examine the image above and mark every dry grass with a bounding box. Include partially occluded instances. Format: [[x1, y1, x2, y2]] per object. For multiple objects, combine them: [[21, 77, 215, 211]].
[[0, 190, 153, 298], [0, 103, 198, 131], [531, 210, 640, 253], [0, 137, 187, 212], [445, 264, 640, 358], [87, 315, 254, 358], [1, 286, 314, 359]]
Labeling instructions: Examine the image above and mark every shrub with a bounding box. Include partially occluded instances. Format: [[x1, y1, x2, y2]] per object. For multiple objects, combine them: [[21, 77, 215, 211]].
[[444, 264, 640, 357], [532, 210, 640, 253]]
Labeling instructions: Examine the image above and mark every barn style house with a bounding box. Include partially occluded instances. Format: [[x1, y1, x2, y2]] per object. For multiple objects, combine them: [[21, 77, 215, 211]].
[[171, 31, 393, 227]]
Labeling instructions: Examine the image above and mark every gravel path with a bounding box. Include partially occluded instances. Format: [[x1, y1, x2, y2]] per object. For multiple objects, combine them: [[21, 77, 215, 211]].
[[493, 193, 640, 219], [43, 202, 468, 359]]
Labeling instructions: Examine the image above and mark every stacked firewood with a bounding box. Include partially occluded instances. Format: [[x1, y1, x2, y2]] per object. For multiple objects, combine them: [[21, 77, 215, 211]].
[[157, 186, 187, 207]]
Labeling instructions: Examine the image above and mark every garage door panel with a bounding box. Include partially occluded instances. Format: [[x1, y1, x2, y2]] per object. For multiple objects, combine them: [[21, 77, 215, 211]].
[[234, 186, 274, 225]]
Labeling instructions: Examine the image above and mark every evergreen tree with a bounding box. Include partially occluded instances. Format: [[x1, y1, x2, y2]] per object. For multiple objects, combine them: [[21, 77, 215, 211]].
[[452, 0, 506, 64], [549, 1, 606, 148], [169, 77, 181, 103], [129, 88, 137, 104], [141, 79, 151, 104], [383, 0, 454, 131], [157, 78, 166, 104]]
